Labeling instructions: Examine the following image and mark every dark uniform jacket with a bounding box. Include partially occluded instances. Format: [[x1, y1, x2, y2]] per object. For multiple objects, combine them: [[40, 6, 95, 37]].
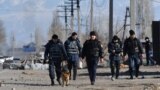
[[123, 37, 143, 56], [82, 39, 104, 59], [44, 39, 68, 62], [145, 40, 152, 53], [108, 40, 122, 59]]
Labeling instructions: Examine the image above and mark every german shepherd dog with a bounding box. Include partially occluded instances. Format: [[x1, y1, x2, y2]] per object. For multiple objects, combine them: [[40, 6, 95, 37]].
[[61, 61, 70, 87]]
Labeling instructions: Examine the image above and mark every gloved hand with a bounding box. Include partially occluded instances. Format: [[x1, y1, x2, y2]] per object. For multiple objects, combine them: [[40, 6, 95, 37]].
[[99, 58, 104, 63], [79, 53, 82, 58], [139, 59, 143, 65], [81, 56, 85, 60], [112, 50, 115, 53], [139, 54, 143, 65], [80, 58, 84, 63], [43, 60, 47, 64], [122, 56, 127, 62]]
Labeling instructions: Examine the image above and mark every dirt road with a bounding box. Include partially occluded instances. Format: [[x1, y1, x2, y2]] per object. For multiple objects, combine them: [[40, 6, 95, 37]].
[[0, 66, 159, 90]]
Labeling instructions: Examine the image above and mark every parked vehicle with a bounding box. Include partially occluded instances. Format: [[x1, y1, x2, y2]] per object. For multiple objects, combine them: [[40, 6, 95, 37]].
[[0, 56, 14, 64]]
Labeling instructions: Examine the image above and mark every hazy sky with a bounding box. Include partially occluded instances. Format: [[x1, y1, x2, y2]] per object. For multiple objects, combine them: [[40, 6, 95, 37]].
[[0, 0, 160, 47]]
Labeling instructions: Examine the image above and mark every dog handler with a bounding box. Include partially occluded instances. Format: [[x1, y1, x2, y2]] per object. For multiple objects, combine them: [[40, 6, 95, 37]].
[[44, 34, 68, 86]]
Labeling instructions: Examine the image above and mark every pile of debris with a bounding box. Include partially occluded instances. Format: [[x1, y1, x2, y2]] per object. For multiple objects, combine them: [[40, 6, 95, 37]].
[[2, 54, 48, 70], [2, 53, 111, 70]]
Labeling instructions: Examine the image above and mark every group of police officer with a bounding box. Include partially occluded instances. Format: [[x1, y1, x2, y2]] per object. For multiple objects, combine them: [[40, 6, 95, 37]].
[[43, 30, 155, 86], [109, 30, 144, 81]]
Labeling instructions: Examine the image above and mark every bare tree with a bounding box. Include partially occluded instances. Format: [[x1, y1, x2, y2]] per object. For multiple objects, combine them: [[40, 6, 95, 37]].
[[10, 31, 15, 56], [136, 0, 153, 39], [0, 20, 6, 55], [48, 10, 66, 42], [94, 14, 109, 44], [0, 21, 5, 43], [35, 27, 43, 53]]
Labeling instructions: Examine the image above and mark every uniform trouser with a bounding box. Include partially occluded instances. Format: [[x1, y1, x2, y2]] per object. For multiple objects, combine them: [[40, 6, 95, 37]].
[[110, 60, 120, 78], [128, 54, 140, 78], [86, 57, 99, 83], [146, 52, 154, 65], [68, 54, 79, 80], [49, 60, 61, 81], [68, 60, 78, 80]]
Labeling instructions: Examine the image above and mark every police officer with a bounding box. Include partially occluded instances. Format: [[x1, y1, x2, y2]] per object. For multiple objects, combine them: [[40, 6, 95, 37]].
[[145, 37, 155, 66], [123, 30, 143, 79], [44, 34, 68, 86], [82, 31, 104, 85], [64, 32, 82, 80], [108, 35, 122, 81]]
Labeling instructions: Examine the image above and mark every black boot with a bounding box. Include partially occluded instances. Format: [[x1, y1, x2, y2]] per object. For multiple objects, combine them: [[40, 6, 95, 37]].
[[91, 81, 95, 85], [73, 68, 77, 80], [51, 80, 55, 86], [57, 79, 62, 85], [73, 74, 76, 80], [130, 76, 133, 79], [69, 70, 72, 80]]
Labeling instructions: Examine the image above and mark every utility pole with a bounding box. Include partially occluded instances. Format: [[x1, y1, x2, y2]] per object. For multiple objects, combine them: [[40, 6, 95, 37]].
[[64, 6, 68, 38], [57, 5, 71, 38], [86, 19, 88, 35], [65, 0, 76, 33], [130, 0, 136, 32], [122, 7, 130, 44], [109, 0, 113, 42], [90, 0, 94, 31], [77, 0, 81, 37], [65, 6, 69, 37], [71, 0, 74, 32]]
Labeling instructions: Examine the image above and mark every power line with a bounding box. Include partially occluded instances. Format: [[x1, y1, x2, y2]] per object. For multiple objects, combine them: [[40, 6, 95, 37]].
[[0, 9, 55, 12]]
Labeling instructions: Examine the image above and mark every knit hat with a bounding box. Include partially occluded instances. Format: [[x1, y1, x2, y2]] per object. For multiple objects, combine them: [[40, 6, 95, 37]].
[[72, 32, 77, 36], [145, 37, 149, 40], [90, 31, 97, 36], [52, 34, 58, 39], [113, 35, 119, 40], [129, 30, 135, 35]]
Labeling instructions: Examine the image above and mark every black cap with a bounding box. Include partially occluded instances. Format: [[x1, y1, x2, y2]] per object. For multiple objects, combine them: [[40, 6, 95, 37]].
[[129, 30, 135, 35], [113, 35, 119, 40], [145, 37, 149, 40], [52, 34, 58, 39], [90, 31, 97, 36], [72, 32, 77, 36]]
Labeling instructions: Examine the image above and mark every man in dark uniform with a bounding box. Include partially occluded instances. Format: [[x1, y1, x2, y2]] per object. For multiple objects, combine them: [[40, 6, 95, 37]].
[[145, 37, 155, 66], [123, 30, 143, 79], [64, 32, 82, 80], [44, 34, 68, 86], [108, 35, 122, 81], [82, 31, 104, 85]]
